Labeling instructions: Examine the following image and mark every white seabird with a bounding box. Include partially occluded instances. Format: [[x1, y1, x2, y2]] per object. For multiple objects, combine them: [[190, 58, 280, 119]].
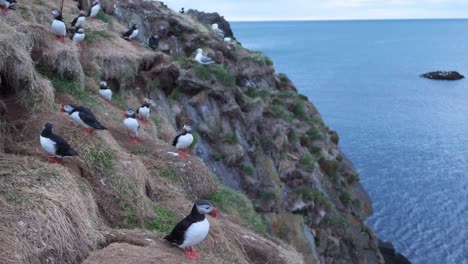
[[211, 23, 225, 37], [194, 49, 214, 65]]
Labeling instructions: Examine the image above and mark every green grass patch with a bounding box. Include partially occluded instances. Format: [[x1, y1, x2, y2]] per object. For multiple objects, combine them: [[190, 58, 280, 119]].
[[347, 173, 360, 184], [147, 204, 179, 234], [246, 87, 270, 99], [242, 165, 254, 175], [213, 152, 222, 161], [171, 56, 195, 70], [113, 93, 126, 108], [306, 127, 323, 141], [194, 64, 236, 86], [222, 133, 238, 144], [84, 31, 113, 45], [294, 187, 331, 209], [95, 11, 112, 23], [167, 87, 181, 101], [160, 166, 178, 181], [322, 215, 346, 227], [300, 154, 317, 171], [209, 187, 268, 235], [122, 201, 138, 226], [269, 104, 294, 122], [319, 158, 341, 176], [339, 188, 353, 206], [287, 130, 297, 143], [51, 78, 98, 106], [242, 51, 273, 66], [330, 131, 340, 145], [278, 74, 290, 83], [34, 0, 44, 5], [190, 131, 199, 149], [292, 99, 307, 119]]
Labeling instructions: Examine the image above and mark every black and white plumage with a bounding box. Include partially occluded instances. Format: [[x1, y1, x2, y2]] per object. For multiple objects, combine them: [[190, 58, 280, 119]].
[[70, 26, 85, 44], [172, 124, 194, 158], [148, 35, 159, 50], [211, 23, 225, 38], [61, 104, 106, 133], [99, 81, 112, 101], [194, 49, 214, 65], [87, 0, 100, 18], [71, 10, 86, 27], [122, 24, 139, 41], [40, 123, 79, 163], [0, 0, 17, 14], [123, 109, 140, 143], [164, 200, 217, 260], [51, 10, 67, 44], [136, 102, 151, 122], [179, 7, 184, 14]]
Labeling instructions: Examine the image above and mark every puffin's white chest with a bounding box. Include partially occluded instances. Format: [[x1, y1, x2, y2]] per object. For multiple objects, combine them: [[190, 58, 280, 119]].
[[75, 16, 85, 27], [70, 111, 91, 128], [124, 118, 139, 135], [137, 107, 150, 120], [128, 29, 139, 40], [72, 33, 85, 44], [89, 5, 100, 17], [40, 136, 56, 155], [52, 20, 66, 37], [180, 218, 210, 249], [176, 134, 193, 149], [99, 89, 112, 101]]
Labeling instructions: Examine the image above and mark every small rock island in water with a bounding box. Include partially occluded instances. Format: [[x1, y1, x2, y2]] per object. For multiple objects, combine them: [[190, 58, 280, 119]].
[[421, 71, 464, 80]]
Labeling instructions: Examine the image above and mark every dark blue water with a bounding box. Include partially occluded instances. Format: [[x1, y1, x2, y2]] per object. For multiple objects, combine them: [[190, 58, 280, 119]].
[[232, 20, 468, 264]]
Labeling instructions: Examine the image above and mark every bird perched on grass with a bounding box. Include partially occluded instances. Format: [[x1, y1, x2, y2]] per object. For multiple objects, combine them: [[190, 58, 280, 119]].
[[87, 0, 100, 18], [148, 34, 159, 50], [173, 124, 194, 158], [71, 10, 86, 28], [194, 49, 214, 65], [40, 123, 78, 164], [51, 10, 67, 44], [123, 109, 140, 143], [122, 24, 139, 41], [99, 81, 112, 101], [0, 0, 17, 14], [165, 200, 217, 261], [136, 100, 152, 123], [71, 26, 85, 45], [60, 104, 106, 134], [211, 23, 225, 38]]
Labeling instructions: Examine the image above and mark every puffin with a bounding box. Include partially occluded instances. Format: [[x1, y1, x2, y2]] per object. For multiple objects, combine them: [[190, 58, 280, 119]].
[[60, 104, 106, 133], [211, 23, 225, 38], [148, 34, 159, 50], [40, 122, 79, 164], [71, 10, 86, 28], [123, 109, 140, 143], [179, 7, 184, 14], [87, 0, 100, 18], [0, 0, 16, 14], [172, 124, 194, 158], [194, 49, 214, 65], [164, 200, 217, 261], [122, 24, 139, 41], [51, 10, 67, 44], [99, 81, 112, 101], [136, 101, 151, 123], [71, 26, 85, 45]]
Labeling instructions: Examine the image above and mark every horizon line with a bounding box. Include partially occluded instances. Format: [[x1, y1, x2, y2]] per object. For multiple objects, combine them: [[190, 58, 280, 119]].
[[229, 17, 468, 23]]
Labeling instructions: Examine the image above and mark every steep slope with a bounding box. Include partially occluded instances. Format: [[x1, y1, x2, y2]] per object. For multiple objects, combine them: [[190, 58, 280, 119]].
[[0, 0, 386, 263]]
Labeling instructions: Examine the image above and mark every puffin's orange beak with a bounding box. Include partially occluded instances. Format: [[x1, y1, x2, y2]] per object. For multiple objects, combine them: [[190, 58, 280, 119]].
[[210, 208, 217, 218], [60, 104, 65, 112]]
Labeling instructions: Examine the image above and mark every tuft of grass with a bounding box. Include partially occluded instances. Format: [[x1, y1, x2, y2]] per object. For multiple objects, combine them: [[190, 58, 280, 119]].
[[306, 128, 323, 141], [222, 133, 238, 144], [190, 131, 199, 149], [322, 215, 346, 227], [242, 165, 254, 175], [171, 56, 195, 70], [300, 154, 317, 171], [269, 103, 294, 122], [339, 188, 353, 206], [209, 187, 268, 235], [51, 78, 97, 106], [160, 166, 178, 182], [34, 0, 44, 5], [146, 79, 160, 90], [84, 31, 113, 45], [294, 187, 331, 209], [242, 51, 273, 66], [213, 152, 222, 161], [278, 74, 290, 83], [347, 173, 360, 184], [319, 158, 341, 176], [194, 64, 236, 86], [287, 130, 297, 143], [147, 204, 179, 234], [122, 201, 138, 227], [292, 99, 307, 119], [113, 93, 126, 108], [330, 131, 340, 145], [95, 12, 112, 23], [246, 87, 270, 99], [167, 87, 181, 101], [259, 190, 277, 201]]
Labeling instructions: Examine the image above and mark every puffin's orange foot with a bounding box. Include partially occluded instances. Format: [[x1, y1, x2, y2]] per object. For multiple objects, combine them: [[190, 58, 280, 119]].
[[190, 247, 201, 257], [126, 136, 132, 141], [133, 139, 138, 144], [178, 151, 184, 158], [48, 157, 57, 163], [61, 38, 65, 44], [184, 251, 196, 261], [83, 128, 94, 134]]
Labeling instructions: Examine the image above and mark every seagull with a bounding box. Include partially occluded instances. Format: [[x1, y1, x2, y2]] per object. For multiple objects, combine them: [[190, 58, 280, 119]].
[[194, 49, 214, 65], [211, 23, 225, 38]]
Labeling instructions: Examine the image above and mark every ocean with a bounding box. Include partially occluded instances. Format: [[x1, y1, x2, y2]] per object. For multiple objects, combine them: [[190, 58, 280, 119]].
[[232, 20, 468, 264]]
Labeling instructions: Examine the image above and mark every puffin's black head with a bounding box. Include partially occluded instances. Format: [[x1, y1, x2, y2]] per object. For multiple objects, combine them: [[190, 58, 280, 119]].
[[79, 10, 86, 16], [195, 200, 217, 217], [182, 124, 192, 133], [75, 27, 84, 34], [125, 109, 136, 118], [99, 81, 108, 89], [132, 24, 139, 30], [141, 102, 150, 108], [43, 122, 53, 131], [8, 0, 17, 3], [93, 0, 100, 4], [60, 104, 75, 113]]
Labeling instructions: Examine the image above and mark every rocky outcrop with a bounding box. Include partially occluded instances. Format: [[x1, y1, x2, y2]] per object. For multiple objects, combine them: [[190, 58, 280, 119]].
[[421, 71, 464, 80], [187, 9, 235, 38], [378, 240, 412, 264]]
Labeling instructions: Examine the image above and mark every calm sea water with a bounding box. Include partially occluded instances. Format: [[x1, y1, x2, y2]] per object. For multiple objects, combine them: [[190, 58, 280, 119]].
[[232, 20, 468, 264]]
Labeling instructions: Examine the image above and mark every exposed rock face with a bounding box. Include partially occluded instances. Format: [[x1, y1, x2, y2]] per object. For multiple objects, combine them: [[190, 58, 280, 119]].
[[421, 71, 464, 80], [378, 240, 412, 264], [187, 9, 235, 38]]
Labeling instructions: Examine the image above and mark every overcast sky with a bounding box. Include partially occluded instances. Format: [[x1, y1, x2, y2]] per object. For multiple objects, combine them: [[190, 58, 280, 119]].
[[167, 0, 468, 21]]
